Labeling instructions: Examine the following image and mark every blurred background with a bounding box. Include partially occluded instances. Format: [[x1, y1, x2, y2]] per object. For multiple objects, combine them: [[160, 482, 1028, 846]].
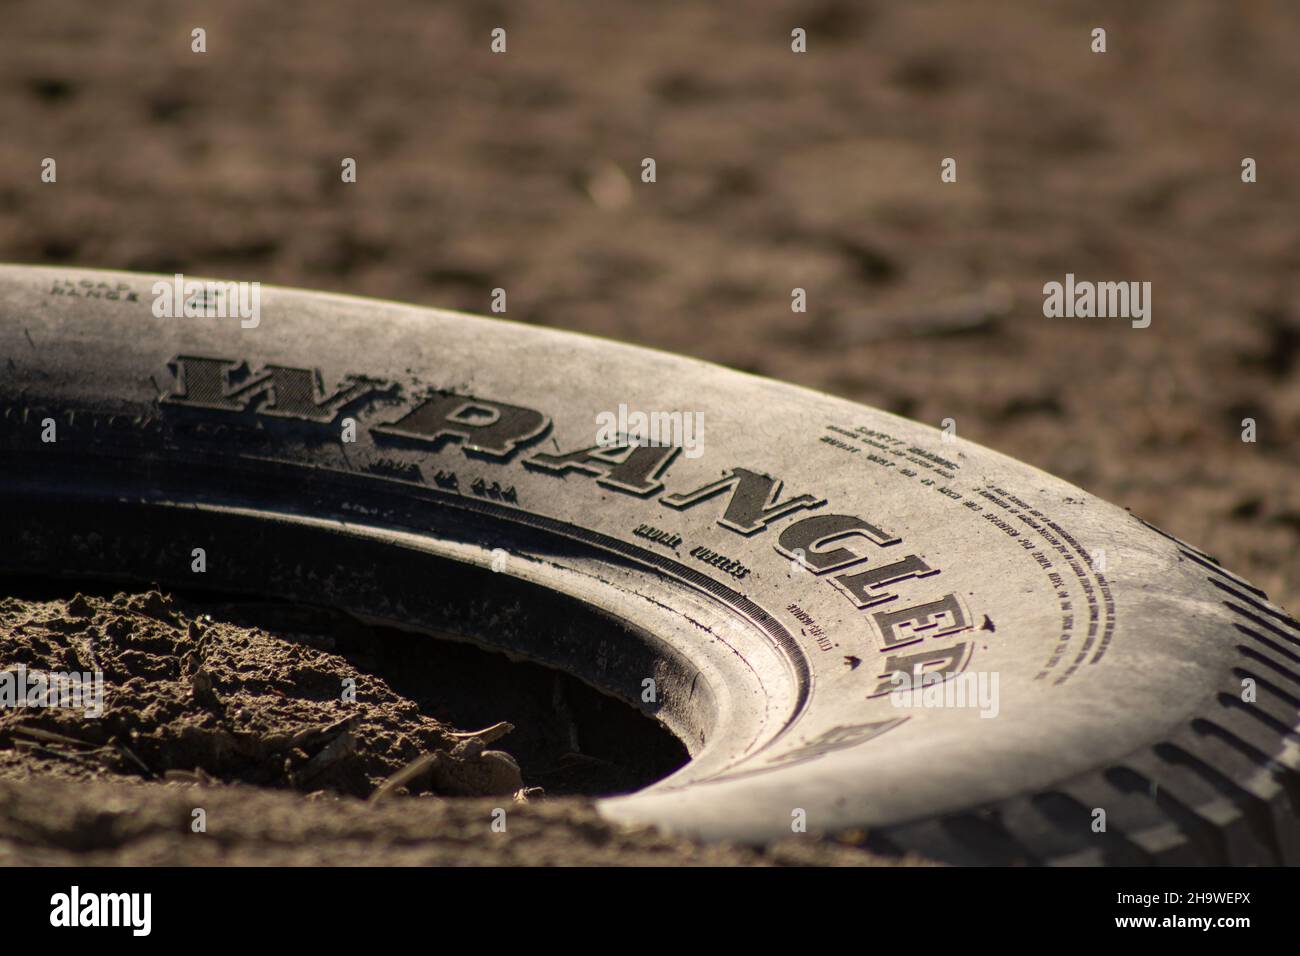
[[3, 0, 1298, 609]]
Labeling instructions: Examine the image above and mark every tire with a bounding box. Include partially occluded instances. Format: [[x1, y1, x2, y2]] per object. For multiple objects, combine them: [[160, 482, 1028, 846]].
[[3, 264, 1298, 865]]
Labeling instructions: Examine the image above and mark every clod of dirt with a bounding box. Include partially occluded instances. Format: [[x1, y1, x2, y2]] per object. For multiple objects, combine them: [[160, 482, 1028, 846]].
[[431, 741, 523, 797]]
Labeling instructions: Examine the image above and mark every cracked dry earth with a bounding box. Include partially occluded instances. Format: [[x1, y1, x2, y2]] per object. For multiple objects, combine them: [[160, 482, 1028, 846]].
[[0, 589, 914, 865]]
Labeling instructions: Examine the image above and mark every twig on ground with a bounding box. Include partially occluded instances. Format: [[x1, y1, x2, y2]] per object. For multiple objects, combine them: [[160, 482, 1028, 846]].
[[369, 752, 442, 803], [445, 721, 514, 745]]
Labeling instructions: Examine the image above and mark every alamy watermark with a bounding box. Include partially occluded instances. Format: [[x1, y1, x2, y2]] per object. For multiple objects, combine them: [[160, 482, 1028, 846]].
[[888, 668, 999, 719], [1043, 273, 1151, 329], [595, 403, 704, 459], [0, 666, 104, 718], [152, 273, 261, 329], [50, 886, 151, 936]]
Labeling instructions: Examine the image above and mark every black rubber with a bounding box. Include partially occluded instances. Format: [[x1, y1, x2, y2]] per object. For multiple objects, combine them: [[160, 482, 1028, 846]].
[[3, 265, 1298, 864]]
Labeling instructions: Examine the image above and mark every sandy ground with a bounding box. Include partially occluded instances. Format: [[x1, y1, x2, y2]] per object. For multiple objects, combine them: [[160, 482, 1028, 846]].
[[0, 0, 1297, 863]]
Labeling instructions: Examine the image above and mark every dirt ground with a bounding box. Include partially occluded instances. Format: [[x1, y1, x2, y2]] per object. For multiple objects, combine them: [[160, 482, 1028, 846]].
[[0, 588, 899, 865], [1, 0, 1297, 864]]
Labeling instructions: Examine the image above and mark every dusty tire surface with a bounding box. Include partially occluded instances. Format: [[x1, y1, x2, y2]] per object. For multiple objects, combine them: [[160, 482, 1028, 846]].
[[3, 264, 1298, 865]]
